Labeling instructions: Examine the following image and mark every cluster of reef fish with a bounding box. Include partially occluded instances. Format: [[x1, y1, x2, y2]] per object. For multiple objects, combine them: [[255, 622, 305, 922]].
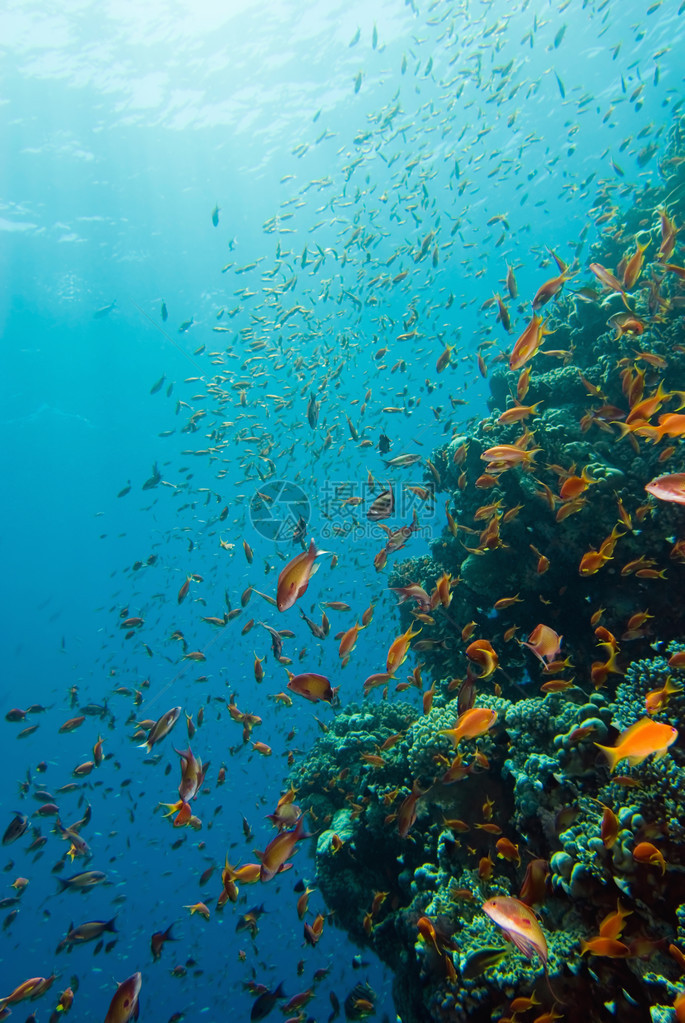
[[290, 116, 685, 1022]]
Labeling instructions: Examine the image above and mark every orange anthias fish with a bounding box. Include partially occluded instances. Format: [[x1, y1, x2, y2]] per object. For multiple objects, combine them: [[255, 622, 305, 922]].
[[286, 671, 335, 703], [0, 976, 56, 1013], [256, 815, 309, 881], [531, 269, 574, 311], [276, 540, 328, 611], [598, 899, 632, 940], [339, 621, 365, 665], [645, 676, 682, 715], [483, 896, 547, 965], [104, 972, 142, 1023], [184, 901, 211, 919], [645, 473, 685, 505], [267, 786, 301, 830], [497, 400, 543, 425], [589, 261, 626, 296], [595, 717, 678, 772], [521, 624, 562, 664], [440, 707, 498, 747], [519, 858, 549, 907], [363, 671, 394, 695], [175, 746, 209, 802], [633, 840, 667, 875], [483, 896, 561, 1002], [622, 236, 649, 290], [580, 936, 631, 958], [391, 583, 432, 610], [465, 639, 499, 679], [481, 443, 541, 471], [509, 315, 553, 371], [386, 623, 422, 674], [396, 779, 425, 838]]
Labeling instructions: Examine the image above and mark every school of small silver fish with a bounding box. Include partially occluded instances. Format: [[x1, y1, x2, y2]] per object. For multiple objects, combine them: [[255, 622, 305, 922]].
[[3, 1, 685, 1021]]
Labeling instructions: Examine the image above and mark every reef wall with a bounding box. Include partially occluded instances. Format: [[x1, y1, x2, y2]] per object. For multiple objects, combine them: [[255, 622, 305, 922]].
[[291, 116, 685, 1023]]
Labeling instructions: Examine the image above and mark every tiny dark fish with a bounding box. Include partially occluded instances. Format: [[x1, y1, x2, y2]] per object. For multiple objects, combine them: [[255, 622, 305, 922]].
[[307, 394, 319, 429], [17, 725, 39, 739], [142, 463, 161, 490], [80, 703, 108, 717]]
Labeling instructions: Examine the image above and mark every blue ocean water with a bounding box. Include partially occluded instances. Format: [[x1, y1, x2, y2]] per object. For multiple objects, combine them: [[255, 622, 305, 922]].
[[1, 0, 684, 1019]]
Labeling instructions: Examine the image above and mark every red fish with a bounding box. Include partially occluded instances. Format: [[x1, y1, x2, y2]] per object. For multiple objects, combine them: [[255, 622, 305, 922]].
[[104, 972, 142, 1023], [175, 746, 209, 802], [256, 815, 309, 881], [483, 896, 547, 965], [286, 672, 335, 704], [645, 473, 685, 505]]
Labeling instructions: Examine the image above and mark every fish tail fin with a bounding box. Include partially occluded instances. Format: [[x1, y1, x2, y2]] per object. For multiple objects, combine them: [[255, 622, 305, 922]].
[[544, 964, 565, 1005], [594, 742, 620, 772], [611, 420, 635, 440], [106, 917, 117, 933], [294, 815, 311, 840]]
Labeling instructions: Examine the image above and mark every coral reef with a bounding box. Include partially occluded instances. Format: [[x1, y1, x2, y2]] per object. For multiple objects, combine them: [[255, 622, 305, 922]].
[[291, 116, 685, 1023]]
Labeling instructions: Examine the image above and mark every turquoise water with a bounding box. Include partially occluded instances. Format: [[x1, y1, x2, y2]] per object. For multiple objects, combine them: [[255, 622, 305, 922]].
[[1, 0, 684, 1019]]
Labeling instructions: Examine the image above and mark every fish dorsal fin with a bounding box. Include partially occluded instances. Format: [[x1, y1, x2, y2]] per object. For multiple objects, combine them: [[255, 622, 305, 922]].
[[617, 716, 649, 744]]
